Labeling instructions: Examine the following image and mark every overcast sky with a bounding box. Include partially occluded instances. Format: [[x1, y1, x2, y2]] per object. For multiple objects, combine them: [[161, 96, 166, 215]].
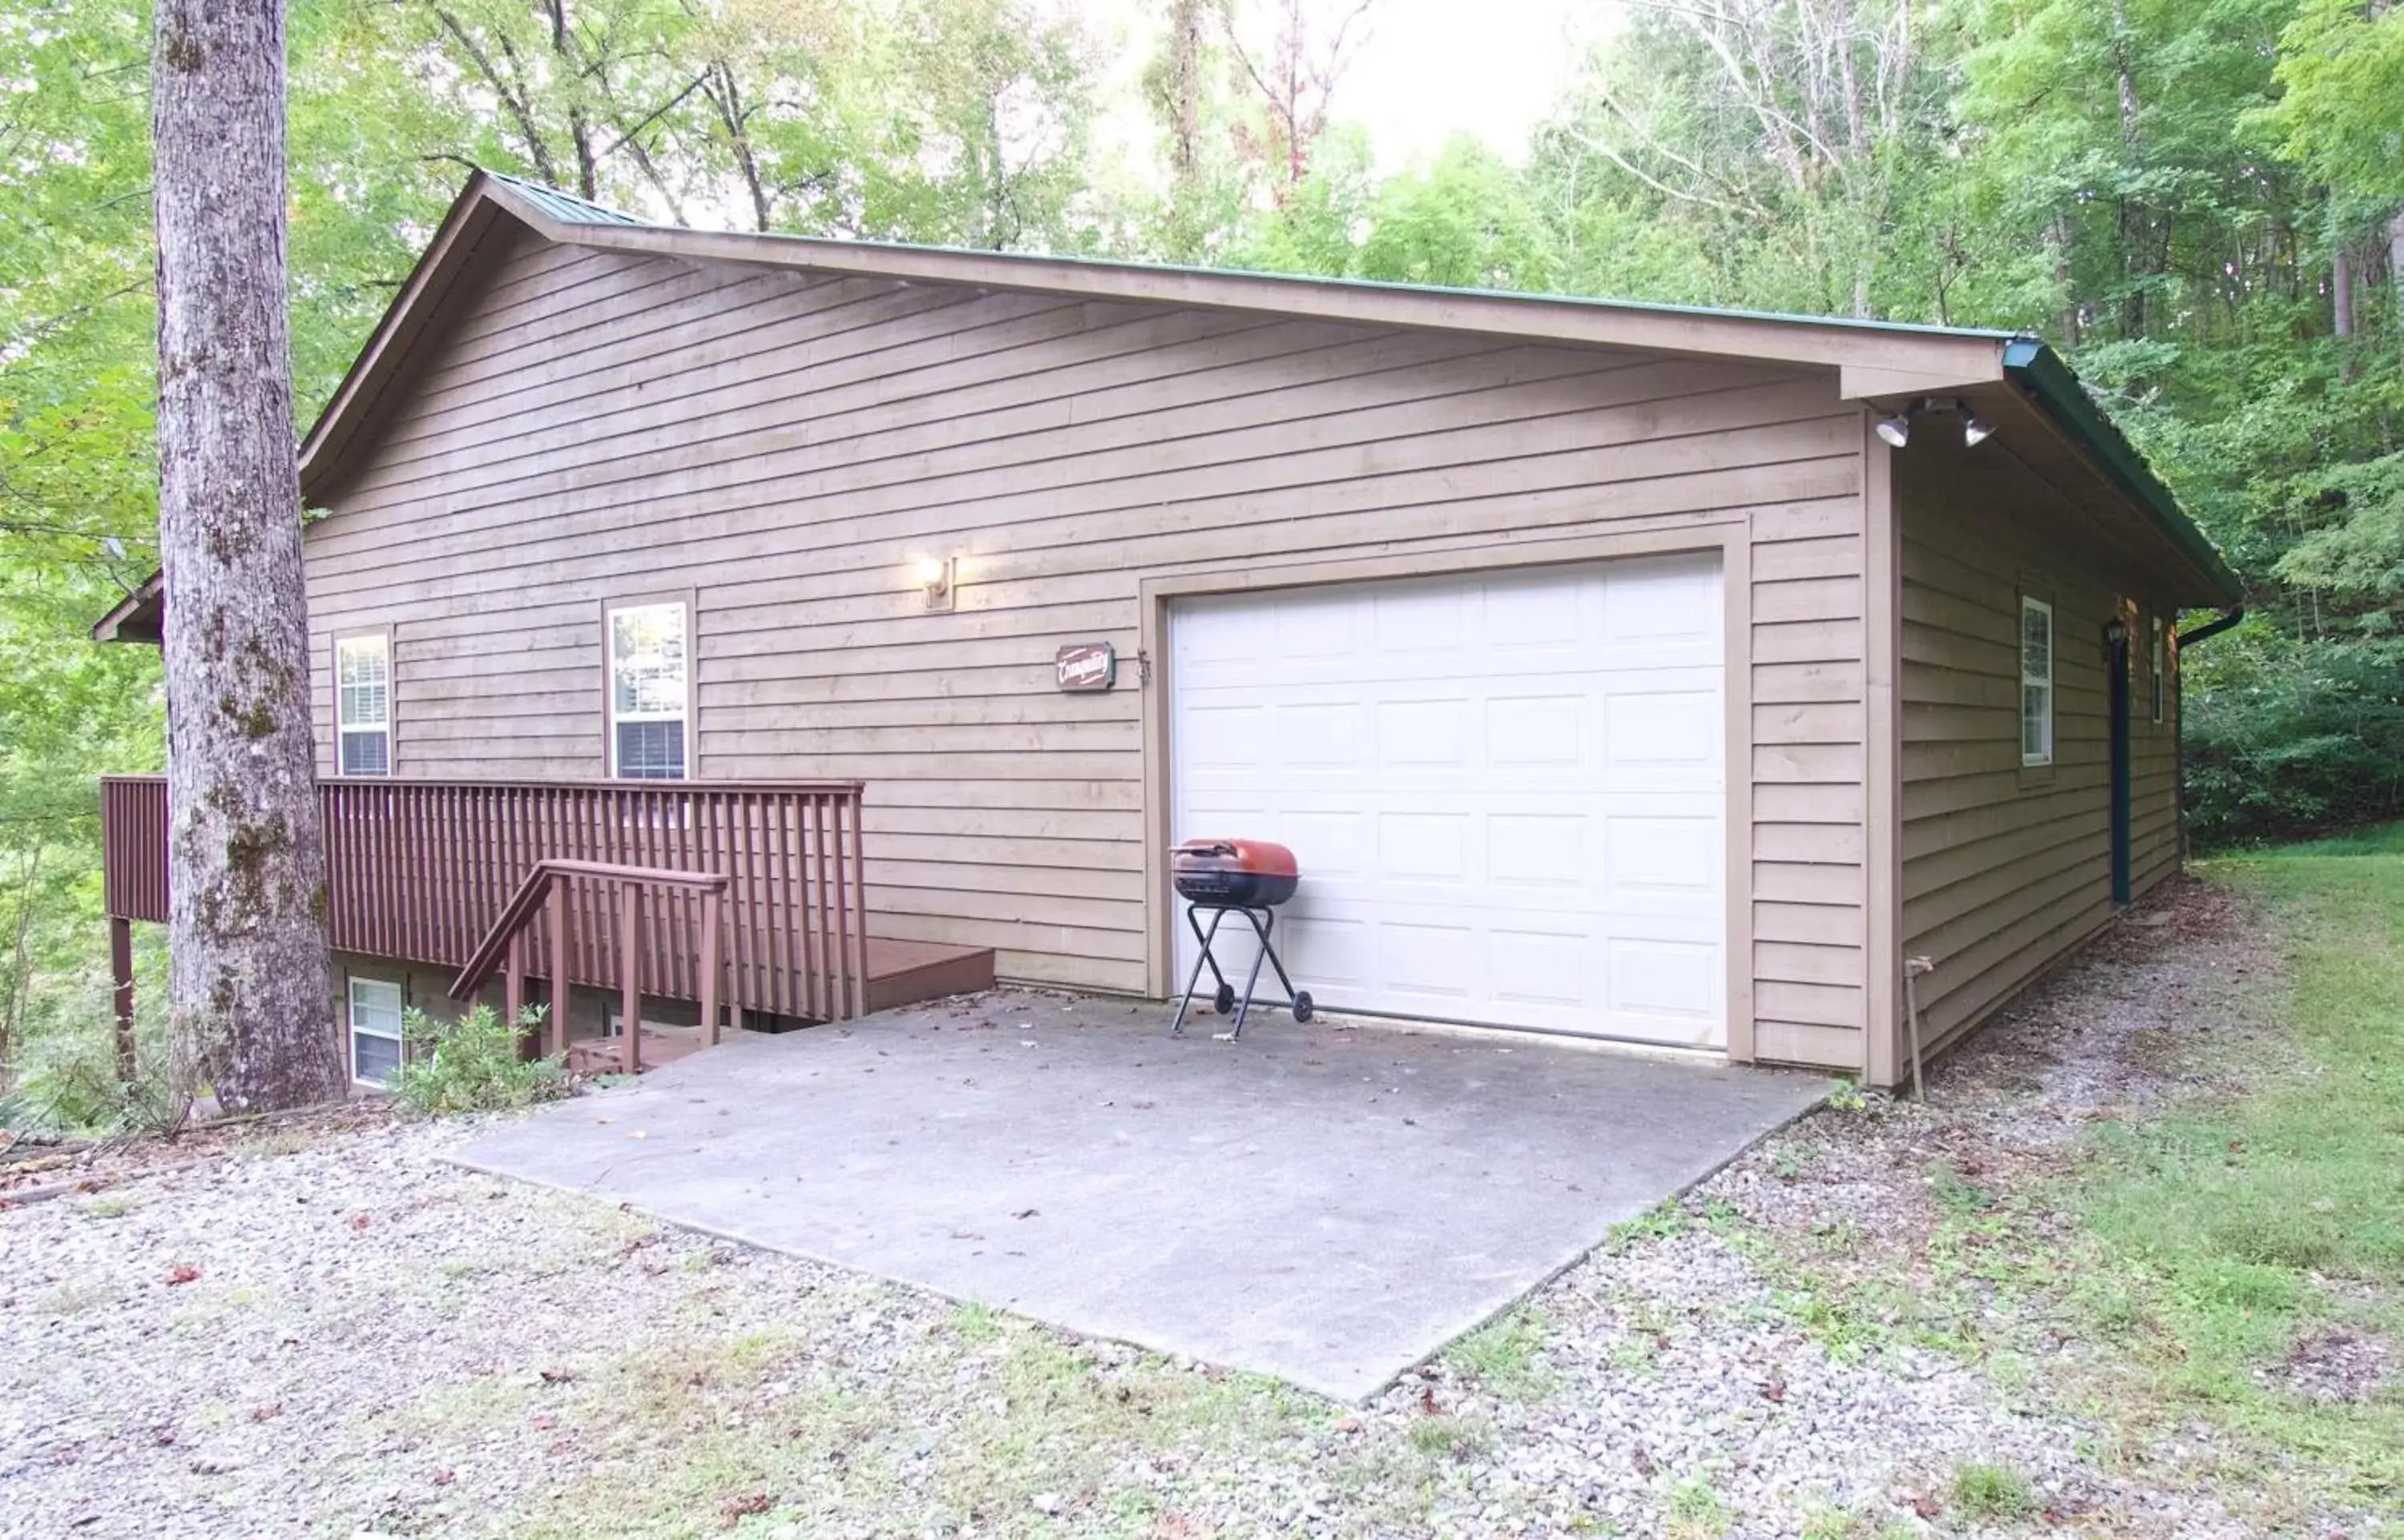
[[1082, 0, 1603, 176]]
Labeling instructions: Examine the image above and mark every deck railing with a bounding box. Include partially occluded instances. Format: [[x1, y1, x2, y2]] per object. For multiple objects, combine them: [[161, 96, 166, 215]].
[[99, 775, 871, 1025]]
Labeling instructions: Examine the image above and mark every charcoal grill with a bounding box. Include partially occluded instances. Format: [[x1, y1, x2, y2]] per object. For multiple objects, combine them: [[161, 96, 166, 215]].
[[1168, 837, 1313, 1038]]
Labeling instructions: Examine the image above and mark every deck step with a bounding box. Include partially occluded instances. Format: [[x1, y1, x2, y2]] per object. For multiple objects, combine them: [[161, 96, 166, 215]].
[[865, 939, 996, 1013]]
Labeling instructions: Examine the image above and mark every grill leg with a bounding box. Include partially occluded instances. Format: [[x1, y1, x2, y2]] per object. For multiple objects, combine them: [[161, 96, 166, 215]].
[[1227, 908, 1277, 1039], [1168, 905, 1230, 1037], [1246, 907, 1302, 1002]]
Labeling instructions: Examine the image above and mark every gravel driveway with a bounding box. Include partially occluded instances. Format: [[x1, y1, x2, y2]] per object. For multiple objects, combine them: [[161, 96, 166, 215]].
[[0, 880, 2299, 1538]]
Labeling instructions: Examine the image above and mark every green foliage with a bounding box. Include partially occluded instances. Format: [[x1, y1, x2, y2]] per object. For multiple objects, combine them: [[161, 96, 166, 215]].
[[2183, 627, 2404, 844], [392, 1004, 566, 1115], [2070, 834, 2404, 1498], [1448, 1308, 1554, 1398], [1949, 1460, 2038, 1522], [2254, 0, 2404, 195]]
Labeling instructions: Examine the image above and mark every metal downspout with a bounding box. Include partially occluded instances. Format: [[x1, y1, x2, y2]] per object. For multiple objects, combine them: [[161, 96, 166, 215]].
[[2171, 607, 2244, 857], [2176, 607, 2245, 647]]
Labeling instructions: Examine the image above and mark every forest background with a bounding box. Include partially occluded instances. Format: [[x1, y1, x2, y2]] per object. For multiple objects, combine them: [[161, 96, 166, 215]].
[[5, 0, 2400, 1109]]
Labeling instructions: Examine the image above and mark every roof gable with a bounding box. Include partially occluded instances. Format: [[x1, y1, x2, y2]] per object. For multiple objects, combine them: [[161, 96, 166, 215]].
[[293, 171, 2237, 605]]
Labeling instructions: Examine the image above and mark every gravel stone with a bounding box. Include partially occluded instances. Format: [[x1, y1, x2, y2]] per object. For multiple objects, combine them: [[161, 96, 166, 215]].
[[0, 880, 2357, 1536]]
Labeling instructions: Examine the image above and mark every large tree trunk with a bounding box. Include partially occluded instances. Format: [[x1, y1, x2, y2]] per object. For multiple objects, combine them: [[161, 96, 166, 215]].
[[152, 0, 342, 1111], [2390, 208, 2404, 359]]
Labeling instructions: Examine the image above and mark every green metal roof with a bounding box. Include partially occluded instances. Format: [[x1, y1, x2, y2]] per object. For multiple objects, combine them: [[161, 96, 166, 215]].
[[484, 171, 2024, 344], [482, 171, 646, 227], [2000, 339, 2243, 603]]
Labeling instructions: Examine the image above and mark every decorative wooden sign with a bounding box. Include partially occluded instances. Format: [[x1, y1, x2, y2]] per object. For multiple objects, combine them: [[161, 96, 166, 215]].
[[1055, 641, 1117, 692]]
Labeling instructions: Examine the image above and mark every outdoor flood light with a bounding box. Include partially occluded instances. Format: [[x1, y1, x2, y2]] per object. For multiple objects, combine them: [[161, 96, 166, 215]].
[[1878, 398, 1995, 451], [912, 554, 956, 611]]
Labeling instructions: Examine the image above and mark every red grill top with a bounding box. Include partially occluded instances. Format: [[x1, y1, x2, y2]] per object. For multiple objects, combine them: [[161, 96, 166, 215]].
[[1170, 838, 1297, 877]]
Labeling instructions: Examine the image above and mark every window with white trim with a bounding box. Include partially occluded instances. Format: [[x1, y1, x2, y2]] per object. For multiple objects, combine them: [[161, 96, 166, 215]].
[[348, 976, 405, 1086], [335, 634, 391, 776], [2149, 615, 2166, 724], [606, 600, 689, 780], [2020, 596, 2055, 767]]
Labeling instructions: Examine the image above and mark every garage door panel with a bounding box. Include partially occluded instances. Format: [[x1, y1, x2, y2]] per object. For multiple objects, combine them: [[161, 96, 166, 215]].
[[1172, 554, 1725, 1047]]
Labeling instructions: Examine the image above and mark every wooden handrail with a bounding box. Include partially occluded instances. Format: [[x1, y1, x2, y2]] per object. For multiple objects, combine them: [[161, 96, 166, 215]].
[[452, 858, 730, 1074], [99, 773, 865, 796], [99, 775, 873, 1027]]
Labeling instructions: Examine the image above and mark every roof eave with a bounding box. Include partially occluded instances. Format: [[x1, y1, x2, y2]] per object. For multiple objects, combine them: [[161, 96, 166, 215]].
[[543, 216, 2012, 395], [91, 570, 163, 644], [2000, 339, 2243, 605], [297, 171, 560, 502]]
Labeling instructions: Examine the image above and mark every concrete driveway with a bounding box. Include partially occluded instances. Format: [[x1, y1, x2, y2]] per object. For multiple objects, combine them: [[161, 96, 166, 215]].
[[451, 990, 1829, 1401]]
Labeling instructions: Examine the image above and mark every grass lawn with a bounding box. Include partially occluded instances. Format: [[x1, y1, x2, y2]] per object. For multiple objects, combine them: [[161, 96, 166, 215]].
[[2072, 828, 2404, 1508]]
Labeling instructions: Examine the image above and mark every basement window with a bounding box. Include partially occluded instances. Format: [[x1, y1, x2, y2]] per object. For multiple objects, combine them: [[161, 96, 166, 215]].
[[606, 599, 689, 780], [348, 976, 405, 1087], [2019, 596, 2055, 768], [334, 633, 391, 776]]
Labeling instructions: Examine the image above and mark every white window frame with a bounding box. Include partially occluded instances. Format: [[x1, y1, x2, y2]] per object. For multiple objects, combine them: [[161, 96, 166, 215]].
[[333, 631, 392, 777], [347, 975, 405, 1088], [603, 597, 692, 780], [2149, 615, 2167, 724], [2020, 595, 2055, 768]]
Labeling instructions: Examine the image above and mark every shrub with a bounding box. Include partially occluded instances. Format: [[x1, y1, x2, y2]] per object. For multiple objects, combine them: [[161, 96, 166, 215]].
[[392, 1003, 564, 1115], [2184, 628, 2404, 846]]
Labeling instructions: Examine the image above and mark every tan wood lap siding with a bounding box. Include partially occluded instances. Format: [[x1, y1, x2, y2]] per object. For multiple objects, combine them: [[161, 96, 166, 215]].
[[1896, 441, 2181, 1056], [305, 231, 1873, 1062]]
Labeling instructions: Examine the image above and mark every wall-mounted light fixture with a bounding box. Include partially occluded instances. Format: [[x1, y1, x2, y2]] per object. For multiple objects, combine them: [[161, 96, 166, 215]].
[[911, 554, 956, 612], [1874, 397, 1996, 452]]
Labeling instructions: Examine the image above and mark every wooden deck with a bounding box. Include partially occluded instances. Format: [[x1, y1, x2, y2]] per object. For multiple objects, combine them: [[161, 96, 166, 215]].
[[864, 938, 998, 1013], [567, 938, 996, 1073], [99, 776, 996, 1050]]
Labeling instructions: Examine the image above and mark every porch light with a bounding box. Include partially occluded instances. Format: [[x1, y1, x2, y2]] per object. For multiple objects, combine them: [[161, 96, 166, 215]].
[[912, 554, 956, 612], [1874, 409, 1913, 449], [1959, 402, 1996, 447]]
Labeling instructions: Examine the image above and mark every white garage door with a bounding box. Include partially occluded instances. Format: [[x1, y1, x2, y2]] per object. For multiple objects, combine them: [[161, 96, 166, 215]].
[[1170, 553, 1726, 1048]]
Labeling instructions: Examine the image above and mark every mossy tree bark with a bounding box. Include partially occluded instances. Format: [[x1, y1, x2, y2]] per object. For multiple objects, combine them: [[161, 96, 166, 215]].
[[151, 0, 342, 1111]]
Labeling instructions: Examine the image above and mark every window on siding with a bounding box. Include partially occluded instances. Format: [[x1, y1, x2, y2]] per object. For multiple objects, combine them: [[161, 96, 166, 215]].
[[349, 976, 405, 1086], [607, 600, 688, 780], [335, 634, 391, 776], [2149, 615, 2166, 724], [2020, 596, 2055, 767]]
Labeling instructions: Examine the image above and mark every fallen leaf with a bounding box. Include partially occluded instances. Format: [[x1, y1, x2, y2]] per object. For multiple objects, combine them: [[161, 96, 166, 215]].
[[165, 1264, 200, 1286], [538, 1367, 577, 1385], [1912, 1494, 1941, 1519], [350, 1213, 371, 1231], [719, 1491, 772, 1529], [1012, 1207, 1039, 1220], [1630, 1443, 1656, 1476], [431, 1469, 456, 1487], [1418, 1385, 1440, 1416], [1759, 1373, 1787, 1404], [1334, 1417, 1361, 1434]]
